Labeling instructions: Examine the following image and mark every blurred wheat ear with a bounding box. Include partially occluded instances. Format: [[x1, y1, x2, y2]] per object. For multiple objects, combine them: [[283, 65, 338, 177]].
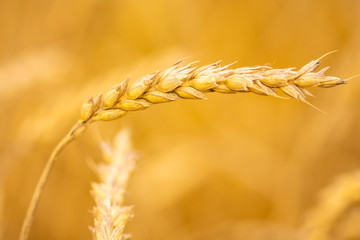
[[301, 170, 360, 240], [20, 53, 349, 240], [89, 128, 135, 240]]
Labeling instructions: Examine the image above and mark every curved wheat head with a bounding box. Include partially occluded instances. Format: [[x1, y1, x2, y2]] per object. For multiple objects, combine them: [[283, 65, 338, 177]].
[[19, 52, 349, 240]]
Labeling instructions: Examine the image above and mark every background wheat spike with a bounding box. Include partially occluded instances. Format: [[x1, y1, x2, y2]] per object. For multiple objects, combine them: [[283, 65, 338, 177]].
[[89, 129, 136, 240], [20, 53, 348, 240], [301, 170, 360, 240]]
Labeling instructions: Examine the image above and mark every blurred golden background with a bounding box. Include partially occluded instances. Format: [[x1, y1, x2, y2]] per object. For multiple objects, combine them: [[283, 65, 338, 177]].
[[1, 0, 360, 239]]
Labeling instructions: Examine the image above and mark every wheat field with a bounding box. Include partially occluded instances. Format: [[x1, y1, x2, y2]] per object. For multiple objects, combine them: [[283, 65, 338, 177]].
[[1, 0, 360, 240]]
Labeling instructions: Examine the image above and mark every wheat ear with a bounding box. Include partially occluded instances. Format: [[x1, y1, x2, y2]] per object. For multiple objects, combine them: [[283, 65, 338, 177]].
[[89, 129, 135, 240], [20, 52, 347, 240], [301, 170, 360, 240]]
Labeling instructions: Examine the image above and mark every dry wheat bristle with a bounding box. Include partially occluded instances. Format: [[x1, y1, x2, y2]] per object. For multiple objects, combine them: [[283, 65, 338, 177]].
[[79, 53, 346, 124], [301, 170, 360, 240], [89, 129, 136, 240]]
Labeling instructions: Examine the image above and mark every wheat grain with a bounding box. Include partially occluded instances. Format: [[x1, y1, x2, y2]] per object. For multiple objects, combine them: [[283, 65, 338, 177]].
[[19, 52, 348, 240], [89, 129, 135, 240], [301, 170, 360, 240], [78, 52, 346, 124]]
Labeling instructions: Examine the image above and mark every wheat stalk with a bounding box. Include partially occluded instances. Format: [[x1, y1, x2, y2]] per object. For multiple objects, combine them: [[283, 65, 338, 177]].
[[301, 170, 360, 240], [19, 52, 348, 240], [89, 129, 135, 240]]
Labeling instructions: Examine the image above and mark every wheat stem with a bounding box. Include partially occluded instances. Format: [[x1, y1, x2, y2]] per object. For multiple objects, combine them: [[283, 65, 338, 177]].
[[19, 122, 87, 240]]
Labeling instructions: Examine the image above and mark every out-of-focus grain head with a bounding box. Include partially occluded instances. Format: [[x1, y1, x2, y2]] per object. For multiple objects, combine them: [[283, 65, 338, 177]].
[[301, 170, 360, 240], [90, 129, 136, 240]]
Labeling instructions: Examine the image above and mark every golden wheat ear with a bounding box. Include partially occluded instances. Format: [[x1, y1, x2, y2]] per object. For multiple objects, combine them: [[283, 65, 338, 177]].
[[77, 51, 347, 122], [89, 128, 135, 240], [19, 53, 349, 240]]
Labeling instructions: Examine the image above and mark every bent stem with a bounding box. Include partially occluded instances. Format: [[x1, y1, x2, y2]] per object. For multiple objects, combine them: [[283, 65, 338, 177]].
[[19, 122, 88, 240]]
